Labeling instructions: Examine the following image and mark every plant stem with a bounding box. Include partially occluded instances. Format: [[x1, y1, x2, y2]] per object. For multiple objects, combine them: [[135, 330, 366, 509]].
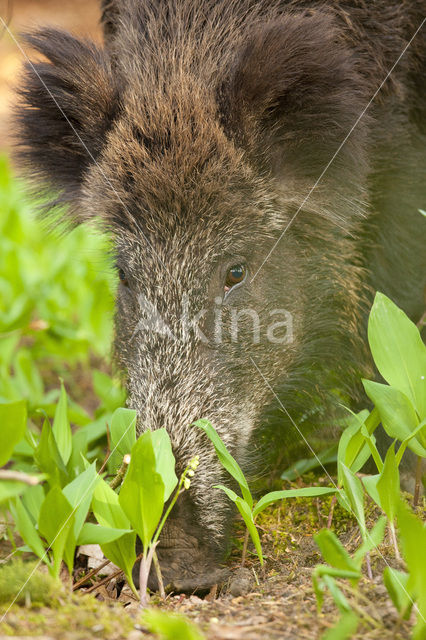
[[152, 550, 166, 599], [327, 495, 337, 528], [413, 455, 423, 507], [152, 468, 189, 546], [139, 544, 157, 608], [388, 522, 401, 562], [241, 528, 249, 567], [109, 458, 129, 490]]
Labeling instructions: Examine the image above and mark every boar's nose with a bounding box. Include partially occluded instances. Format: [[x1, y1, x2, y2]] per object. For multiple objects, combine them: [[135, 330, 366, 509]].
[[132, 486, 230, 594]]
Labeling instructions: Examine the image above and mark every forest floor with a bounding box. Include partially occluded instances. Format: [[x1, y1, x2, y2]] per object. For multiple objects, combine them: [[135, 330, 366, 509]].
[[0, 493, 414, 640]]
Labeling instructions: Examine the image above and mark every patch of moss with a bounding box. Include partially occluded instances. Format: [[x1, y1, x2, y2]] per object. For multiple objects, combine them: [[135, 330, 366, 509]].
[[0, 559, 60, 606]]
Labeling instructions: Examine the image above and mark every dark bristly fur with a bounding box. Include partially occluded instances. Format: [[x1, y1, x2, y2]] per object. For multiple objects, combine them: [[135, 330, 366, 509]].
[[14, 0, 425, 592]]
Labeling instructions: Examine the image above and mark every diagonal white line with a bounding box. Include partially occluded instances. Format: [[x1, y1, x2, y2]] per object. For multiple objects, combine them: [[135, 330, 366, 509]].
[[249, 355, 424, 621], [0, 412, 137, 621], [251, 16, 426, 284], [0, 17, 173, 281]]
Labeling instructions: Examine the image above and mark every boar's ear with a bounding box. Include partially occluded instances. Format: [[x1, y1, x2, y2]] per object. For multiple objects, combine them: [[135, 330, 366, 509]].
[[218, 12, 367, 181], [14, 29, 119, 224]]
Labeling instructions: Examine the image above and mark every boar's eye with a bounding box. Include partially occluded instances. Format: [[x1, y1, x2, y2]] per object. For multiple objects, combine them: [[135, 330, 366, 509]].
[[225, 264, 246, 294], [118, 268, 129, 287]]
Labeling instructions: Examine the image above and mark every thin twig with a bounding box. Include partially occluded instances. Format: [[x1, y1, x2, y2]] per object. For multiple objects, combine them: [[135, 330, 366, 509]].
[[72, 559, 112, 591], [152, 550, 165, 599], [85, 566, 124, 593], [0, 470, 41, 485]]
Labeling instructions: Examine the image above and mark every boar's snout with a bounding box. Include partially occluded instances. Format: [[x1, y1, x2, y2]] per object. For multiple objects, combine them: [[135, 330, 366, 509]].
[[133, 488, 230, 594]]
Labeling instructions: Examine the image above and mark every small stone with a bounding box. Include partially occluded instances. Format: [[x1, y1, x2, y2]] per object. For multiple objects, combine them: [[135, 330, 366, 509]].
[[91, 624, 104, 633], [228, 567, 253, 597]]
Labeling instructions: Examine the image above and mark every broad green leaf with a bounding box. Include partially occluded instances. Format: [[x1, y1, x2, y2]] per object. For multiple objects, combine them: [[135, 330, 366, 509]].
[[340, 465, 366, 537], [10, 497, 46, 560], [63, 462, 99, 539], [0, 480, 28, 503], [21, 483, 45, 523], [397, 501, 426, 639], [34, 419, 68, 487], [368, 293, 426, 419], [376, 444, 399, 523], [91, 478, 137, 593], [353, 516, 386, 567], [214, 484, 263, 564], [322, 574, 351, 613], [92, 478, 130, 530], [322, 611, 359, 640], [110, 408, 137, 458], [362, 474, 381, 509], [77, 522, 132, 545], [314, 529, 359, 577], [194, 420, 252, 509], [397, 418, 426, 465], [363, 380, 425, 456], [142, 609, 205, 640], [151, 428, 178, 502], [52, 381, 72, 465], [383, 568, 412, 619], [119, 431, 165, 548], [337, 409, 378, 485], [0, 399, 27, 466], [38, 486, 75, 577], [253, 487, 336, 518]]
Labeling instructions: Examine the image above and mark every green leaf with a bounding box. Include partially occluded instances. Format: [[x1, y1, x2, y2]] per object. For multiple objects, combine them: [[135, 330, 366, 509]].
[[363, 380, 425, 456], [322, 574, 351, 613], [194, 419, 252, 509], [110, 408, 137, 458], [52, 381, 72, 465], [321, 611, 359, 640], [337, 409, 378, 485], [151, 428, 178, 502], [9, 497, 46, 560], [34, 419, 68, 487], [77, 522, 132, 545], [340, 465, 366, 538], [397, 501, 426, 639], [62, 462, 99, 540], [119, 431, 165, 548], [253, 487, 336, 518], [92, 478, 137, 593], [38, 486, 75, 577], [376, 444, 400, 523], [368, 293, 426, 419], [383, 568, 412, 619], [353, 516, 386, 568], [0, 399, 27, 466], [362, 474, 381, 509], [314, 529, 359, 577], [214, 484, 263, 565], [21, 484, 45, 523], [0, 480, 28, 503], [142, 609, 205, 640]]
